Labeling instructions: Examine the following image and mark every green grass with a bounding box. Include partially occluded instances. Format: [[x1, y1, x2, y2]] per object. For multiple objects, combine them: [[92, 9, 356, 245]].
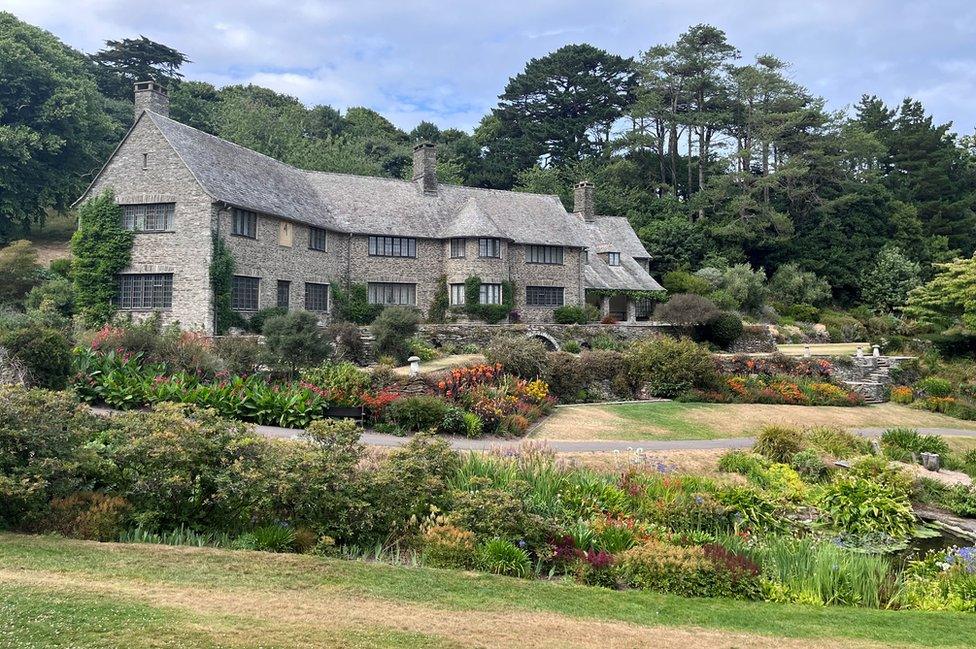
[[532, 401, 976, 441], [607, 401, 726, 439], [1, 533, 974, 648]]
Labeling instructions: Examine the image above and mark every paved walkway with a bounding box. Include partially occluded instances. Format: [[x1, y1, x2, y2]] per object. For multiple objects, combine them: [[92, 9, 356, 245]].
[[256, 423, 976, 453], [92, 406, 976, 453]]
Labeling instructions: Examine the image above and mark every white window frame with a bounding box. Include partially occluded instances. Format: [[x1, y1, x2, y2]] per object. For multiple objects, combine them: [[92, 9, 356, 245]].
[[526, 245, 564, 265], [607, 252, 621, 266], [121, 203, 174, 232], [449, 283, 466, 306], [479, 283, 502, 305], [367, 282, 417, 306]]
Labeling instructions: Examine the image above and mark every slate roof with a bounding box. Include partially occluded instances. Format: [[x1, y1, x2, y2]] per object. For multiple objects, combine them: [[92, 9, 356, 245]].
[[582, 216, 663, 291], [146, 111, 587, 247], [93, 110, 663, 291]]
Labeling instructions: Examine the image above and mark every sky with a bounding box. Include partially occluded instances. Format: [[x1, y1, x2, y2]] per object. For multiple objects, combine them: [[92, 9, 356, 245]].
[[4, 0, 976, 134]]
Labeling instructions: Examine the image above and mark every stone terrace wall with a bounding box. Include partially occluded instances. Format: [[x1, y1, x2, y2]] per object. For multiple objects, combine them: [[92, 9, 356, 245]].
[[414, 323, 674, 351], [728, 324, 778, 354]]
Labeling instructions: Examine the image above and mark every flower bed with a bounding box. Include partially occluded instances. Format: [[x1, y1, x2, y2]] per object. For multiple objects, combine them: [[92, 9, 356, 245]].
[[714, 353, 834, 378], [71, 348, 552, 436], [685, 375, 864, 407]]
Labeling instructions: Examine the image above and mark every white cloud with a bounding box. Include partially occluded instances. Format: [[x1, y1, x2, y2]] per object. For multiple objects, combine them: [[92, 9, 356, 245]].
[[2, 0, 974, 132]]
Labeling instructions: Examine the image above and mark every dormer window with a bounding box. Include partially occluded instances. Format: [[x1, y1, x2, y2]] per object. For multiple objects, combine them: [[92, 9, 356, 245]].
[[607, 252, 621, 266]]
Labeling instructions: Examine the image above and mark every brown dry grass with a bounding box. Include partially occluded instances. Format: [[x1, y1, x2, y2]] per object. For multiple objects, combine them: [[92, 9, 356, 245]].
[[560, 448, 731, 477], [0, 566, 886, 649], [534, 402, 976, 441], [392, 353, 485, 376]]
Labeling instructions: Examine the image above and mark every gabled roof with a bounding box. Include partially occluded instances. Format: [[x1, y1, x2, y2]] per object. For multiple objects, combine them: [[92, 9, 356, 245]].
[[583, 215, 652, 258], [581, 215, 663, 292], [147, 112, 338, 230], [439, 199, 504, 239]]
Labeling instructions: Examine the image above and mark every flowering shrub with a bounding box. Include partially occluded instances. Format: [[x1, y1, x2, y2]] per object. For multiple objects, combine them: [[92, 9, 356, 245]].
[[435, 364, 552, 436], [620, 539, 761, 599], [421, 524, 477, 569], [686, 375, 863, 407], [899, 547, 976, 611], [715, 354, 833, 378], [890, 385, 915, 404]]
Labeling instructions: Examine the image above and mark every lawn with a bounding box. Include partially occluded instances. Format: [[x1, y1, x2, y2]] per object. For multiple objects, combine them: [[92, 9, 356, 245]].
[[0, 534, 973, 649], [393, 353, 485, 376], [777, 342, 870, 356], [531, 401, 976, 441]]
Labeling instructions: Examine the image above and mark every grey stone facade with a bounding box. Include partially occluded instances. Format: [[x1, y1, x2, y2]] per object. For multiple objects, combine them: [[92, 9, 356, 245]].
[[76, 83, 663, 333], [81, 115, 215, 332]]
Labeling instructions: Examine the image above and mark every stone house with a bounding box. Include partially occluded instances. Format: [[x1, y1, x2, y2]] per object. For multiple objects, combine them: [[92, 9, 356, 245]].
[[76, 81, 663, 333]]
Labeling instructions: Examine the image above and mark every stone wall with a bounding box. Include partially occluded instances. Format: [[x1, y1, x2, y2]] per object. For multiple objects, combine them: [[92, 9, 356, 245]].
[[81, 116, 215, 332], [728, 324, 778, 353], [220, 209, 348, 321], [414, 322, 673, 351]]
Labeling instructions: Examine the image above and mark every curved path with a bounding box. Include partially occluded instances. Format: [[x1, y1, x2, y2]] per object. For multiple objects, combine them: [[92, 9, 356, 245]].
[[255, 422, 976, 453], [91, 407, 976, 453]]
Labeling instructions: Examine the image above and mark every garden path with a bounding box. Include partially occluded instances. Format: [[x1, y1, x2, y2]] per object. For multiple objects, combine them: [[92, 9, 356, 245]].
[[255, 421, 976, 453]]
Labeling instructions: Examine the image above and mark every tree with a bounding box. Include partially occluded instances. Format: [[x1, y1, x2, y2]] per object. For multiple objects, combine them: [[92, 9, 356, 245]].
[[768, 263, 831, 307], [494, 44, 636, 167], [70, 191, 133, 326], [91, 35, 190, 100], [0, 240, 41, 306], [261, 311, 331, 375], [860, 246, 921, 313], [0, 12, 121, 243], [902, 255, 976, 331]]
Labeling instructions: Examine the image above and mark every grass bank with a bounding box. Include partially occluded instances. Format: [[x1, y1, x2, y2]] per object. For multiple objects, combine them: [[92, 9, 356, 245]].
[[0, 534, 973, 649], [531, 401, 976, 441]]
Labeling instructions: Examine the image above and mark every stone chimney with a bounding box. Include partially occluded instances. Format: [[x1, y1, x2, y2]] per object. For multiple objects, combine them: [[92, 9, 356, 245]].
[[573, 181, 595, 222], [133, 80, 169, 121], [412, 142, 437, 194]]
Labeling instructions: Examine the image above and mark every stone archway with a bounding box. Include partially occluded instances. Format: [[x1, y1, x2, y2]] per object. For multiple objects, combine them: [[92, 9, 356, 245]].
[[528, 331, 560, 351]]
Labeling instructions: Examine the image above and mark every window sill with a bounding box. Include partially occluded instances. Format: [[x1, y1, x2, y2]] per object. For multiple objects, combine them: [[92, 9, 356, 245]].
[[129, 230, 176, 234], [231, 233, 257, 240], [525, 262, 564, 266], [116, 308, 173, 312]]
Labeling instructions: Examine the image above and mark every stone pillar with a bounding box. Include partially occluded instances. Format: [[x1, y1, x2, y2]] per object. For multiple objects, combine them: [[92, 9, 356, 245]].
[[600, 296, 610, 319], [625, 299, 637, 323]]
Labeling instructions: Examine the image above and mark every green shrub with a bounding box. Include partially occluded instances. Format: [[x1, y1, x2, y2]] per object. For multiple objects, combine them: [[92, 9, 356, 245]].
[[462, 412, 483, 438], [881, 428, 950, 457], [301, 362, 371, 398], [818, 477, 916, 539], [421, 523, 477, 569], [248, 307, 287, 334], [803, 427, 871, 458], [25, 276, 75, 317], [485, 336, 547, 379], [561, 340, 581, 354], [717, 450, 768, 475], [373, 435, 461, 529], [752, 425, 804, 463], [0, 387, 109, 530], [662, 270, 711, 295], [371, 306, 421, 364], [942, 485, 976, 517], [262, 311, 331, 375], [553, 305, 588, 324], [332, 283, 383, 325], [478, 538, 532, 578], [450, 485, 540, 543], [214, 336, 262, 375], [624, 337, 716, 398], [438, 406, 468, 436], [407, 337, 438, 362], [543, 352, 585, 401], [384, 395, 449, 433], [790, 449, 828, 481], [249, 524, 296, 552], [917, 377, 952, 398], [705, 311, 743, 349], [326, 321, 366, 364], [1, 326, 72, 389]]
